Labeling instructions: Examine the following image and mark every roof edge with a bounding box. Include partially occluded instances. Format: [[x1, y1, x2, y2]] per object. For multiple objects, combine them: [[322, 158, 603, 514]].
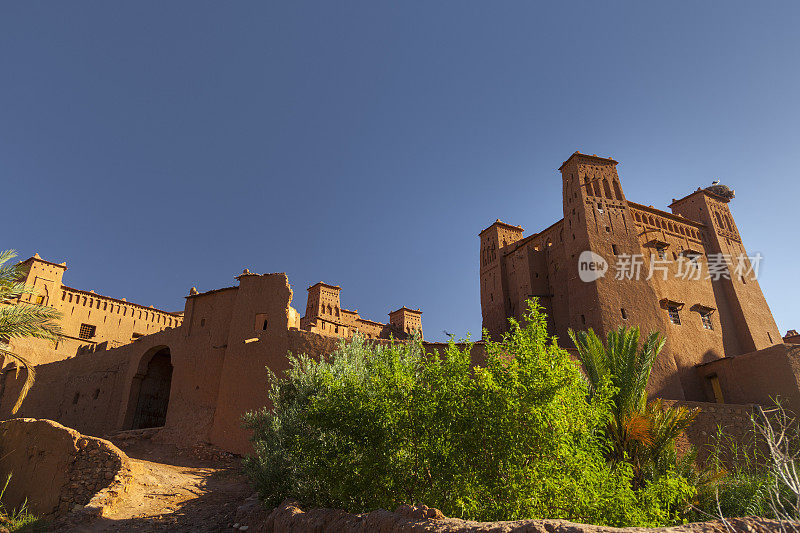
[[558, 151, 618, 171], [478, 219, 524, 236]]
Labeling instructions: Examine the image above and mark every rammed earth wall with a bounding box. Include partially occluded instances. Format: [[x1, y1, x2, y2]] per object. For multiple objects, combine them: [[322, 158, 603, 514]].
[[0, 418, 131, 517]]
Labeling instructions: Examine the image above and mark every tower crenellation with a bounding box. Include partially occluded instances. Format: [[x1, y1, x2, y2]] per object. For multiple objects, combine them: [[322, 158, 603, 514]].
[[300, 282, 423, 340]]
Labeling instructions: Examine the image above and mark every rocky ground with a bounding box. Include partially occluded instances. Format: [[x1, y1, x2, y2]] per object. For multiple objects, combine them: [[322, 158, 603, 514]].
[[42, 436, 787, 533], [55, 438, 252, 532], [234, 501, 791, 533]]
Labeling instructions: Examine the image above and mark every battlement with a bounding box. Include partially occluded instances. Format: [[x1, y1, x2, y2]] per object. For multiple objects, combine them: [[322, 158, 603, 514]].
[[20, 253, 67, 270], [478, 219, 524, 237], [389, 307, 423, 337], [557, 151, 618, 171], [301, 282, 423, 340], [6, 254, 184, 365]]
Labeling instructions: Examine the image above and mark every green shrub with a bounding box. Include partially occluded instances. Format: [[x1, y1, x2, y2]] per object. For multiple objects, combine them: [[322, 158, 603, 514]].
[[243, 301, 693, 527], [687, 420, 795, 520], [0, 474, 47, 532]]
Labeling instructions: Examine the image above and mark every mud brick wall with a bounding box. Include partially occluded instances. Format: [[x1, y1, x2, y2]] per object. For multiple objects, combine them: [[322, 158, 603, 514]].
[[663, 400, 764, 465], [0, 418, 130, 517]]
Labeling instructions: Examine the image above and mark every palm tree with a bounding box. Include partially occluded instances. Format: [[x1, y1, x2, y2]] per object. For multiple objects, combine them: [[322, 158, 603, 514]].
[[0, 250, 62, 413], [569, 325, 697, 487]]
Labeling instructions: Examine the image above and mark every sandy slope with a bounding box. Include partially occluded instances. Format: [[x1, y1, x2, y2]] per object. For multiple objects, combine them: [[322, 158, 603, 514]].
[[57, 439, 251, 532]]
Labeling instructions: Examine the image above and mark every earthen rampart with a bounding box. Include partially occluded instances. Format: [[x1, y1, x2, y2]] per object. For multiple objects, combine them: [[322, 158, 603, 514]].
[[0, 418, 130, 517]]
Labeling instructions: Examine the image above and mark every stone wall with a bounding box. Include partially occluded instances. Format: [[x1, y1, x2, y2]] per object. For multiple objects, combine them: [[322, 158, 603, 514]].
[[663, 400, 763, 465], [0, 418, 130, 517]]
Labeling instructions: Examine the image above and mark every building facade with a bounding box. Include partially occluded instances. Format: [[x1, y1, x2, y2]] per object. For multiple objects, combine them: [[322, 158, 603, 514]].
[[2, 149, 797, 456], [480, 152, 781, 401], [0, 268, 433, 454], [5, 257, 422, 370], [300, 282, 422, 340], [7, 254, 183, 366]]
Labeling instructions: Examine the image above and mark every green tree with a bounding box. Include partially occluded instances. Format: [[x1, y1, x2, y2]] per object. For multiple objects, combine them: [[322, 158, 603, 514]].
[[0, 250, 62, 413], [244, 300, 693, 526], [569, 326, 697, 487]]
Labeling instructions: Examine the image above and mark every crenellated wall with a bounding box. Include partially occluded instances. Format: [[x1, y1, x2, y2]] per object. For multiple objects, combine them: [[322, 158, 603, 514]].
[[300, 282, 422, 340], [0, 271, 445, 455], [5, 254, 183, 366]]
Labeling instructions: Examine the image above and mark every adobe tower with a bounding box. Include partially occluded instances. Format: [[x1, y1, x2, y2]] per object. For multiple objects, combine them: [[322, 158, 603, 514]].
[[480, 151, 781, 401]]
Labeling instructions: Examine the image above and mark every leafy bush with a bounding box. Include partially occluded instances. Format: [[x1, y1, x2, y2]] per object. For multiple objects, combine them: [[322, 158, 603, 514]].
[[243, 301, 694, 526]]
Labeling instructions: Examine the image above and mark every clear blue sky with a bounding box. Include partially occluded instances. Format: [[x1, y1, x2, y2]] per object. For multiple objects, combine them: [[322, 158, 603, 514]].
[[3, 2, 798, 341]]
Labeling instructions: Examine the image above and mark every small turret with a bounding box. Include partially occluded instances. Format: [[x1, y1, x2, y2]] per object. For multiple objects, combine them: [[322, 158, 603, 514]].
[[389, 307, 423, 338]]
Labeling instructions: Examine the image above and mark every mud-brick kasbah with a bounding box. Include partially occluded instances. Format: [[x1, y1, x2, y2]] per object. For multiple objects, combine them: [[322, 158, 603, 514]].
[[2, 151, 799, 455]]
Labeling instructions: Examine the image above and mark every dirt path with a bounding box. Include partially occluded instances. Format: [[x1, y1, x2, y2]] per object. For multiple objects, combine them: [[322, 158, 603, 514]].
[[58, 440, 252, 532]]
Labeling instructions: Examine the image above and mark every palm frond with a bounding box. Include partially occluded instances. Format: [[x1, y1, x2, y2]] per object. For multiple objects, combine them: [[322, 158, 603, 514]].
[[568, 328, 608, 399], [0, 304, 62, 341], [623, 412, 654, 447], [0, 349, 36, 414], [0, 250, 28, 298], [571, 323, 693, 484], [646, 399, 698, 452], [0, 249, 64, 413]]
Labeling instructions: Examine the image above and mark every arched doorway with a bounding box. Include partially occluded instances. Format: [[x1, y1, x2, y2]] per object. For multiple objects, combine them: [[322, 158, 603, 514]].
[[130, 347, 173, 429]]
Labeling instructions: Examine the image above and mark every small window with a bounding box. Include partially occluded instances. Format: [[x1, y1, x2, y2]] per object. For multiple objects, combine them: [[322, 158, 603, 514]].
[[580, 314, 586, 325], [35, 295, 44, 305], [255, 313, 268, 331], [656, 246, 667, 260], [79, 323, 96, 339], [620, 308, 627, 320], [612, 244, 619, 255], [667, 306, 681, 325], [200, 318, 206, 327], [93, 389, 100, 400], [72, 392, 80, 404], [701, 312, 713, 330]]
